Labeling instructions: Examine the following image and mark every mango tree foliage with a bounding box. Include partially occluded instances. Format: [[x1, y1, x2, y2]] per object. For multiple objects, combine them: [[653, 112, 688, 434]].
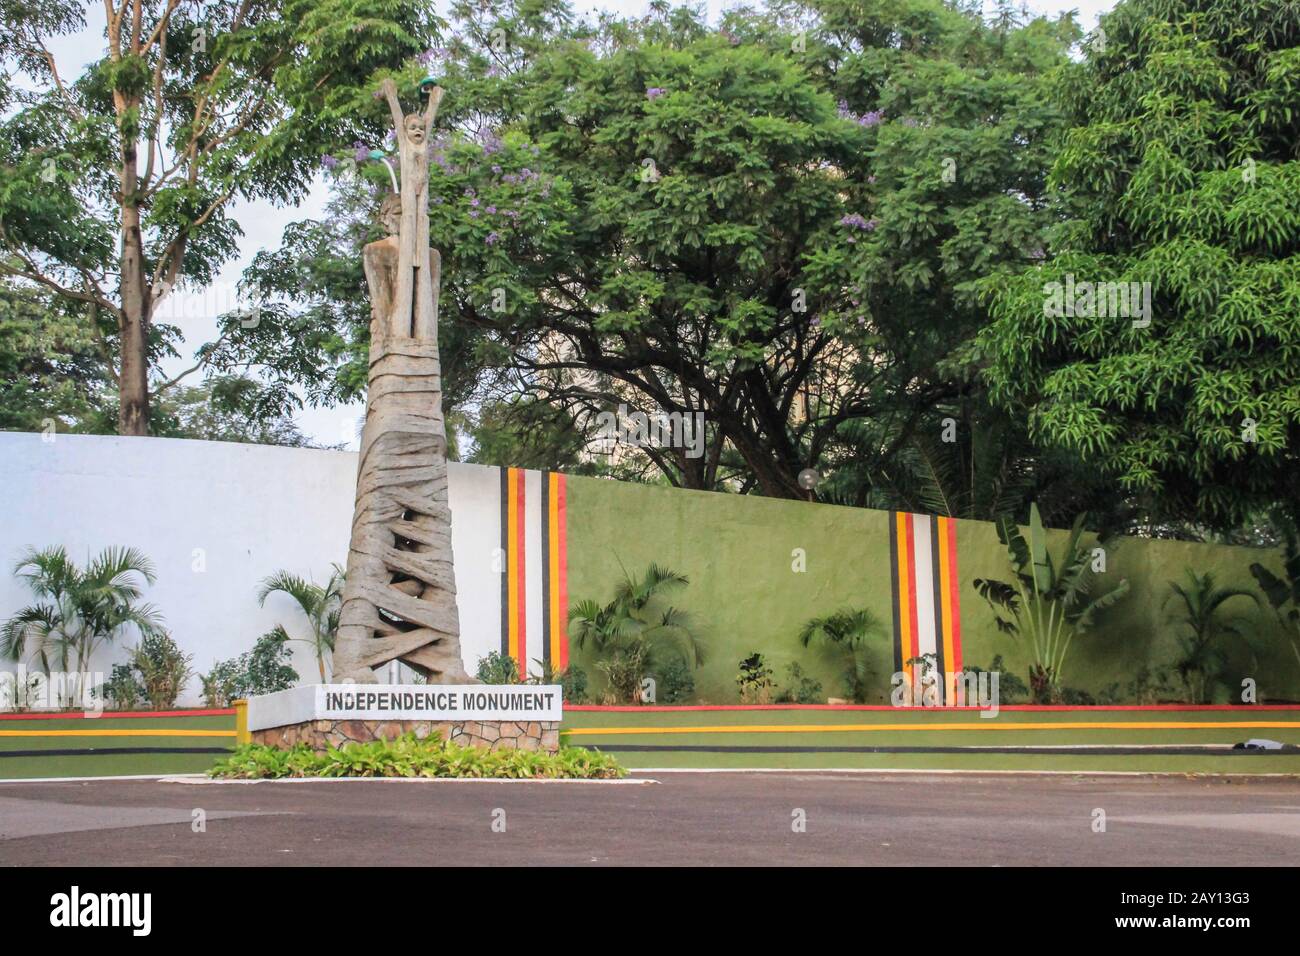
[[977, 0, 1300, 530]]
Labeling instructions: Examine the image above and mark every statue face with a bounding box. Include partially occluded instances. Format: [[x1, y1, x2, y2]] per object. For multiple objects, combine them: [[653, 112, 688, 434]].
[[404, 115, 425, 145], [379, 194, 402, 235]]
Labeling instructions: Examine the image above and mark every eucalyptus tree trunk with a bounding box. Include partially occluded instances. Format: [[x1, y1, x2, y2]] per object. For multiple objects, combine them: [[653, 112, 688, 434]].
[[330, 81, 471, 684]]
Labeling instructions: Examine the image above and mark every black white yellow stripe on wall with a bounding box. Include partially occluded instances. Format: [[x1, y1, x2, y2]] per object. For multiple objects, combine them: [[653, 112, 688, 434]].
[[497, 468, 568, 678], [889, 513, 963, 703]]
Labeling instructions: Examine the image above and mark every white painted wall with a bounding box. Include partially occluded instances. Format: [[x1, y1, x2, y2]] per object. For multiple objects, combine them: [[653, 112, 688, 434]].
[[0, 432, 507, 705]]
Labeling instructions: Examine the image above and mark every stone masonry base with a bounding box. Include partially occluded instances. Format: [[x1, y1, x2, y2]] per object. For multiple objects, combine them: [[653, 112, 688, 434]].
[[250, 718, 560, 752]]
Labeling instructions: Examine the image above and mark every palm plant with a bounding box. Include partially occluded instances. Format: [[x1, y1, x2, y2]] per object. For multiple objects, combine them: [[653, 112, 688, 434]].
[[1249, 535, 1300, 671], [974, 504, 1130, 703], [1, 546, 163, 707], [257, 565, 344, 681], [1164, 570, 1258, 704], [568, 562, 701, 703], [798, 608, 882, 703]]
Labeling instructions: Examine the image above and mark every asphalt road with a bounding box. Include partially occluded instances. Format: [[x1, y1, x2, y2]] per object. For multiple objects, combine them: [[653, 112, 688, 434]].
[[1, 771, 1298, 866]]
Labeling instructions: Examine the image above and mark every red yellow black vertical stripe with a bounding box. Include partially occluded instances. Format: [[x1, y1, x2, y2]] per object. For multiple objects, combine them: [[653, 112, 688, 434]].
[[499, 467, 569, 679], [889, 513, 963, 703]]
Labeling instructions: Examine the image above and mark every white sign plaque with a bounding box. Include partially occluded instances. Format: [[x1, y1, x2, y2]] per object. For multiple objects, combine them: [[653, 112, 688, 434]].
[[317, 684, 562, 721], [246, 684, 563, 732]]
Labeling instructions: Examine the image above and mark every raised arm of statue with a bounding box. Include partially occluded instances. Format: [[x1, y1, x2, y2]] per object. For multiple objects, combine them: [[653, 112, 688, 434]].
[[423, 86, 443, 137], [382, 77, 405, 142]]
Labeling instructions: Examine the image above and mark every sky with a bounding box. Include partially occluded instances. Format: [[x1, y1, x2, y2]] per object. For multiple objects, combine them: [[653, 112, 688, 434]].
[[34, 0, 1118, 447]]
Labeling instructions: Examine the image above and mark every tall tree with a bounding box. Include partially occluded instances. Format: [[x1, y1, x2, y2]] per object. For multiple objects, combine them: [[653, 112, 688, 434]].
[[214, 0, 1079, 498], [978, 0, 1300, 531], [0, 0, 437, 434]]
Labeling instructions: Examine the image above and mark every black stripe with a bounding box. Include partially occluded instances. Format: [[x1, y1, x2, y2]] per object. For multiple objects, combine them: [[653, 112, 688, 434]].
[[572, 744, 1300, 756], [888, 513, 902, 677], [541, 470, 551, 669], [930, 516, 947, 704], [0, 747, 232, 759], [500, 467, 510, 656]]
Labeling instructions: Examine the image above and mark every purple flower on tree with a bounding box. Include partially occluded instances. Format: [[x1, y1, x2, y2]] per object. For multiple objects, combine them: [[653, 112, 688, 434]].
[[486, 232, 501, 246], [646, 87, 666, 101], [838, 102, 885, 127]]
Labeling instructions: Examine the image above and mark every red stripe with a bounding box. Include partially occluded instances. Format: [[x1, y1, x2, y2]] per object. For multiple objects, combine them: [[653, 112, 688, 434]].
[[904, 513, 919, 664], [557, 473, 568, 670], [946, 514, 962, 672], [0, 708, 237, 720], [564, 704, 1300, 712], [515, 468, 527, 673]]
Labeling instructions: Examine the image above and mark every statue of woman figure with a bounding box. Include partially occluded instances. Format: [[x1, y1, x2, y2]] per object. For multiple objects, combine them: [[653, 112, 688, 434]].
[[378, 76, 443, 341]]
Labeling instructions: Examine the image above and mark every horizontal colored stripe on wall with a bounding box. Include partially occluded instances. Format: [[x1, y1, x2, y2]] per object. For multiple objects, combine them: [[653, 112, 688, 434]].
[[564, 721, 1300, 735], [572, 744, 1299, 756], [0, 747, 232, 759], [0, 708, 237, 720], [564, 704, 1300, 712], [0, 729, 237, 738]]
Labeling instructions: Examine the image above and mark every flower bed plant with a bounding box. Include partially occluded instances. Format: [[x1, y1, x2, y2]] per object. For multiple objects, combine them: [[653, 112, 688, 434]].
[[209, 733, 625, 780]]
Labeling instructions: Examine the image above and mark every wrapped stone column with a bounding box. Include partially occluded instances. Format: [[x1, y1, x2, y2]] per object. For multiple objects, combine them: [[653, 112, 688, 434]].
[[332, 78, 471, 685]]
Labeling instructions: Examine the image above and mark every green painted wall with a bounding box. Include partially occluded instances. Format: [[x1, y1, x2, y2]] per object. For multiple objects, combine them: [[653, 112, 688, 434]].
[[564, 476, 1300, 704]]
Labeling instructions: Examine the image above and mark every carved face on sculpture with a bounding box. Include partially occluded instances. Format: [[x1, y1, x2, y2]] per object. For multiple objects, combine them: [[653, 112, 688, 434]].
[[404, 114, 426, 145], [379, 193, 402, 236]]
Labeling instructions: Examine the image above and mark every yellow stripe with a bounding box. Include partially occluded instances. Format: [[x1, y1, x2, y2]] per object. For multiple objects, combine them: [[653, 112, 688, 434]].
[[564, 721, 1300, 736], [0, 728, 237, 738]]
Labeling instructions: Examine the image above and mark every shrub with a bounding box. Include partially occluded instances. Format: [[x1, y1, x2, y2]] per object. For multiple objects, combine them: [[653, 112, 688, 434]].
[[1125, 665, 1178, 705], [209, 732, 625, 780], [960, 656, 1030, 705], [99, 663, 144, 711], [736, 652, 774, 704], [526, 656, 589, 703], [597, 643, 648, 704], [131, 631, 193, 710], [476, 650, 520, 684], [202, 629, 299, 706], [974, 505, 1129, 702], [235, 628, 299, 697], [201, 659, 241, 709], [775, 662, 823, 704], [1164, 569, 1259, 704], [798, 608, 882, 703], [652, 655, 694, 704], [569, 562, 702, 703], [560, 664, 589, 704]]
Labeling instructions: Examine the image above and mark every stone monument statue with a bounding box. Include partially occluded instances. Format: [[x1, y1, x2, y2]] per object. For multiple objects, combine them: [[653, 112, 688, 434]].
[[331, 78, 472, 684]]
